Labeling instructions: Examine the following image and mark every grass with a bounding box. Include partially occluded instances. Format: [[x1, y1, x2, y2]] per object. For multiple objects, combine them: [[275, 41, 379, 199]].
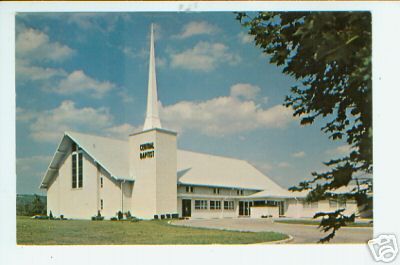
[[274, 219, 373, 227], [16, 216, 288, 245]]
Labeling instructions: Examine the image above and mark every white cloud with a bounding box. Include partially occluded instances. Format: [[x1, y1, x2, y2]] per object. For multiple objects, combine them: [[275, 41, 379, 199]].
[[20, 101, 140, 143], [277, 162, 292, 168], [174, 21, 220, 39], [54, 70, 115, 98], [160, 84, 294, 136], [17, 155, 52, 176], [169, 41, 241, 72], [15, 28, 73, 85], [252, 161, 273, 173], [230, 83, 261, 100], [28, 101, 114, 142], [16, 107, 37, 122], [16, 28, 74, 63], [16, 59, 67, 82], [237, 31, 253, 44], [156, 57, 167, 68], [326, 145, 354, 156], [117, 90, 135, 103], [291, 151, 306, 158], [121, 46, 147, 59], [65, 13, 127, 33], [104, 123, 141, 140]]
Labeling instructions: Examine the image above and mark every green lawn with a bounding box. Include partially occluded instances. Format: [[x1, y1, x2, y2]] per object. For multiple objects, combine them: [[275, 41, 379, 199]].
[[274, 219, 373, 227], [17, 216, 287, 245]]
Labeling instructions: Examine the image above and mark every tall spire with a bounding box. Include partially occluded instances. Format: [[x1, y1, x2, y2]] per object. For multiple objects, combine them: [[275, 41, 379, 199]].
[[143, 24, 162, 131]]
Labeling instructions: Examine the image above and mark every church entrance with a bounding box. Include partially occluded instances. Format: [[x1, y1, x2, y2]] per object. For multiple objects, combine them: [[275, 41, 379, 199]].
[[182, 199, 191, 217], [239, 201, 251, 216]]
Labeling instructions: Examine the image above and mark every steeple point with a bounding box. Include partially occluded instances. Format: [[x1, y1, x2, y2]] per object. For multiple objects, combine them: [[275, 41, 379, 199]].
[[143, 24, 162, 131]]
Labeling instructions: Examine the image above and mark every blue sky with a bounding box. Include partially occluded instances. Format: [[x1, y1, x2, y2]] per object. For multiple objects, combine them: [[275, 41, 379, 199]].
[[16, 12, 351, 195]]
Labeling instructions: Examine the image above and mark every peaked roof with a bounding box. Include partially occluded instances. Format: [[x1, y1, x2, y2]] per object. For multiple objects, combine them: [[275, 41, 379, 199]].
[[66, 131, 130, 179], [40, 131, 131, 189], [177, 150, 289, 193], [40, 131, 291, 198]]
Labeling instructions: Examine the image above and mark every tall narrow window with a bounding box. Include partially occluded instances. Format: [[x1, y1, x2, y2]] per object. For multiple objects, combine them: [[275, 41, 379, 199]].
[[101, 199, 103, 210], [100, 177, 103, 188], [78, 152, 83, 188], [72, 153, 77, 188], [71, 143, 83, 189]]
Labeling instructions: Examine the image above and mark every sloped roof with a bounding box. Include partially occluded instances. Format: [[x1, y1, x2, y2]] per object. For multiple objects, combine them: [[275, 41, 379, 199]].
[[246, 183, 372, 199], [177, 150, 288, 193], [40, 131, 291, 197], [247, 189, 307, 199], [40, 131, 131, 188], [67, 131, 130, 180]]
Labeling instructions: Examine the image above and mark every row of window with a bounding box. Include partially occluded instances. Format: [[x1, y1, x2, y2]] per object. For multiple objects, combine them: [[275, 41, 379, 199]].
[[194, 200, 235, 210], [253, 200, 279, 206], [303, 200, 347, 209], [185, 186, 245, 196], [329, 199, 346, 208]]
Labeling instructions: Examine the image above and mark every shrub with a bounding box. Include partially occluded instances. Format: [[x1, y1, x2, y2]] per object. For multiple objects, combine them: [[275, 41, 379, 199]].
[[125, 211, 132, 218], [117, 211, 123, 220], [49, 211, 54, 220], [92, 211, 104, 221], [110, 217, 118, 221], [130, 217, 140, 222], [33, 215, 49, 220], [172, 214, 179, 219]]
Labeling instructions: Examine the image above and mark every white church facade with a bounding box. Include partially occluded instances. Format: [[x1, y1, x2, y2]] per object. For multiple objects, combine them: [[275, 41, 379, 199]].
[[40, 25, 359, 220]]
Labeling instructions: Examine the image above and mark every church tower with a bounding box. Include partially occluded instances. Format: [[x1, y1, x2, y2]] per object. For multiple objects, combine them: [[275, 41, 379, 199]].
[[128, 24, 178, 219]]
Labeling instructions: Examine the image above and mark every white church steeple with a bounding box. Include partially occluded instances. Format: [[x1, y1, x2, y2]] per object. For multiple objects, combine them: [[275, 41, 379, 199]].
[[143, 24, 162, 131]]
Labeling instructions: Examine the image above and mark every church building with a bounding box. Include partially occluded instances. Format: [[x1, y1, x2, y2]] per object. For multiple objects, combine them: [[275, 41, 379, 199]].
[[40, 25, 358, 220]]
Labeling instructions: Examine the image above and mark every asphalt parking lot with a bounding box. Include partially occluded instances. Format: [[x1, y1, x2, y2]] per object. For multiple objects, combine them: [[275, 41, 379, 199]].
[[171, 218, 373, 244]]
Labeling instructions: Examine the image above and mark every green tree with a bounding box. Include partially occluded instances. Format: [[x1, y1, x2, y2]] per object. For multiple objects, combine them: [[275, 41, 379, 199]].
[[31, 194, 46, 215], [237, 11, 372, 242]]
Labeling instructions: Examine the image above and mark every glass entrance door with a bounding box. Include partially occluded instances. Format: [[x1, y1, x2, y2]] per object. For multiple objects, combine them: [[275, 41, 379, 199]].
[[239, 201, 251, 216], [182, 199, 191, 217], [279, 201, 285, 216]]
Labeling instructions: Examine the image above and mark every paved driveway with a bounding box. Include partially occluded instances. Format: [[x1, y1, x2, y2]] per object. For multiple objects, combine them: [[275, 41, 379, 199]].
[[171, 218, 373, 244]]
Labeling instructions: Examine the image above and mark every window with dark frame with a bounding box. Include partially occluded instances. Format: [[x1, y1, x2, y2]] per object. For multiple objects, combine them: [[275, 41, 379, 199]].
[[185, 186, 194, 193], [71, 143, 83, 189], [224, 201, 234, 210], [213, 188, 220, 194], [100, 177, 103, 188], [78, 152, 83, 188], [210, 200, 221, 210], [72, 153, 77, 188], [253, 200, 266, 206], [194, 200, 207, 210], [101, 199, 103, 210]]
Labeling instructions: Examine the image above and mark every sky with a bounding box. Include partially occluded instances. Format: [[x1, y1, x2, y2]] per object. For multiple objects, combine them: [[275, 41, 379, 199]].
[[16, 12, 353, 195]]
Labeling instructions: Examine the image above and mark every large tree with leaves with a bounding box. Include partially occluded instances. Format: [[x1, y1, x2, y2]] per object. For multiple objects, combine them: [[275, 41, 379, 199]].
[[237, 12, 372, 242]]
